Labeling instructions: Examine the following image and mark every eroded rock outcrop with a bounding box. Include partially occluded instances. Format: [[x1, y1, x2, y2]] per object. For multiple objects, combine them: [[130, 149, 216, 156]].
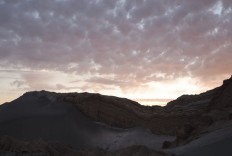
[[56, 87, 218, 136], [58, 93, 200, 135], [164, 75, 232, 148]]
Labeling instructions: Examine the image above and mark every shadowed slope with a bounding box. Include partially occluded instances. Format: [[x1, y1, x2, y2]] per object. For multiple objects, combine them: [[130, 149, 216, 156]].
[[0, 91, 174, 153], [0, 91, 104, 149]]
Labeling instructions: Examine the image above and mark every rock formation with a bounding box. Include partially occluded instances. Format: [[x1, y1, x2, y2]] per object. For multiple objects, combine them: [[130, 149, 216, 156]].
[[164, 75, 232, 148]]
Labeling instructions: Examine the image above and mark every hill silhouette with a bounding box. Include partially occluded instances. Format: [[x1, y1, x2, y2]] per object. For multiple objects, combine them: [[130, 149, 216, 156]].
[[1, 76, 232, 155]]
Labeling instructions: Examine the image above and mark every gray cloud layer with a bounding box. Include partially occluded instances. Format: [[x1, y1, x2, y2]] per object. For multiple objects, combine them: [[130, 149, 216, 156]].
[[0, 0, 232, 91]]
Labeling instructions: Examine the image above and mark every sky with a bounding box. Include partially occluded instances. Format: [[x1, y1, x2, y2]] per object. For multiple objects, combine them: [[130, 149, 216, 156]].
[[0, 0, 232, 105]]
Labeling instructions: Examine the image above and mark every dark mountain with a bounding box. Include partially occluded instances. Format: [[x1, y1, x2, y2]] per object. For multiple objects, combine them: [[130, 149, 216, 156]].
[[0, 91, 173, 156], [0, 75, 232, 156], [164, 75, 232, 149]]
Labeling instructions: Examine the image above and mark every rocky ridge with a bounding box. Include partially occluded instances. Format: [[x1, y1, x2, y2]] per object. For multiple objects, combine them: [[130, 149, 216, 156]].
[[57, 75, 232, 147], [164, 75, 232, 148], [58, 85, 219, 136]]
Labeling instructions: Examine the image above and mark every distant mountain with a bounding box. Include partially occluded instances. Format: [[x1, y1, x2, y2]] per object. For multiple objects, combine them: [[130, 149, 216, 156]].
[[0, 76, 232, 156]]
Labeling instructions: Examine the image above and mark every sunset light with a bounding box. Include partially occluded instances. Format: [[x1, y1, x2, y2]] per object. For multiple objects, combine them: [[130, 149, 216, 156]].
[[0, 0, 231, 105]]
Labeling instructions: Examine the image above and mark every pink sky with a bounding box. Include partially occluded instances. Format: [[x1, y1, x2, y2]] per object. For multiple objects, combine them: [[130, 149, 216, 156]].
[[0, 0, 232, 105]]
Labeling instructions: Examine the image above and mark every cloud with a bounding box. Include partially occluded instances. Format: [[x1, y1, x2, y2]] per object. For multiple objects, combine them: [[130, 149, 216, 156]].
[[10, 70, 81, 92], [0, 0, 232, 95], [87, 77, 127, 86], [11, 80, 25, 88]]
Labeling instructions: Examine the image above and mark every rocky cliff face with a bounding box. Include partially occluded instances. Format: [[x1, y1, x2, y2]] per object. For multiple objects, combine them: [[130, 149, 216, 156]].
[[165, 87, 220, 114], [164, 75, 232, 148], [57, 86, 220, 136], [55, 75, 232, 148], [208, 76, 232, 110], [58, 93, 190, 135]]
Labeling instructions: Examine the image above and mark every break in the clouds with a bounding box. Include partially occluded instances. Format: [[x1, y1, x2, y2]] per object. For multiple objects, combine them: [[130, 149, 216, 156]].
[[0, 0, 232, 104]]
